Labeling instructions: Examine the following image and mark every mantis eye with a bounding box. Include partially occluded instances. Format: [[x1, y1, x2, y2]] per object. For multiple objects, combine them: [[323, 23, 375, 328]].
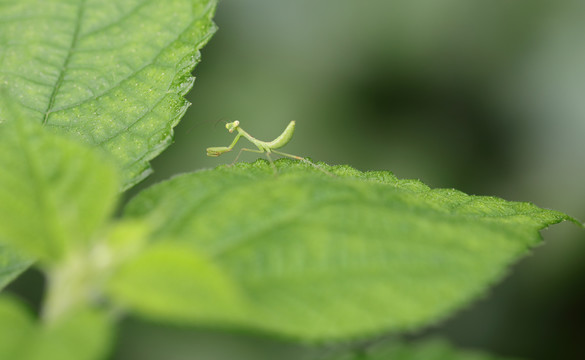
[[226, 120, 239, 133]]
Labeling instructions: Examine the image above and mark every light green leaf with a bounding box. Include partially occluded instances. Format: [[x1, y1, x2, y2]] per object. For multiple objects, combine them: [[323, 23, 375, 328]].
[[29, 309, 112, 360], [0, 101, 119, 263], [0, 245, 32, 291], [0, 0, 217, 189], [0, 296, 112, 360], [123, 160, 571, 340], [322, 339, 520, 360], [0, 296, 32, 357], [108, 243, 245, 324]]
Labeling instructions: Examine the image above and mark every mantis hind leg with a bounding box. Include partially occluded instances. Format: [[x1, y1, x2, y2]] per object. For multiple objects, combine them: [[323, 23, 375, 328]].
[[264, 152, 278, 175], [230, 148, 264, 165], [272, 150, 333, 176], [230, 148, 278, 175]]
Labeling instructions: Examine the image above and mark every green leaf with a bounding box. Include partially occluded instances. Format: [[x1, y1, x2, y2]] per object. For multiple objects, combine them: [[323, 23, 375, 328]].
[[0, 296, 32, 356], [0, 245, 32, 291], [108, 243, 245, 324], [30, 309, 113, 360], [0, 0, 218, 189], [322, 339, 520, 360], [123, 160, 570, 340], [0, 100, 119, 264], [0, 296, 112, 360]]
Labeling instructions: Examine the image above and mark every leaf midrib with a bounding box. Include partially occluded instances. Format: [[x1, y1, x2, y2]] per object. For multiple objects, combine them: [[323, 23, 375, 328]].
[[42, 0, 87, 125]]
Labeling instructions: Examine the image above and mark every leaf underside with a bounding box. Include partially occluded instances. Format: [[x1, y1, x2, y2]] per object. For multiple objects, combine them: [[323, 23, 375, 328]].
[[0, 246, 32, 292], [0, 0, 217, 189], [120, 160, 569, 341]]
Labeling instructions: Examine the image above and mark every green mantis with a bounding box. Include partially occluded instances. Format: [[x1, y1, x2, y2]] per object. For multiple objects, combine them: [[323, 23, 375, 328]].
[[207, 120, 330, 175]]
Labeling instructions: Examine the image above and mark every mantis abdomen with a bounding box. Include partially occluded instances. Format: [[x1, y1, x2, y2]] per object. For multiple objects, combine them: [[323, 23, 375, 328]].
[[265, 121, 295, 150]]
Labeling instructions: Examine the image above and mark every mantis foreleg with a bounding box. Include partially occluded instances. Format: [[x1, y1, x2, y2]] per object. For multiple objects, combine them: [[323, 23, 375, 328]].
[[206, 133, 242, 157]]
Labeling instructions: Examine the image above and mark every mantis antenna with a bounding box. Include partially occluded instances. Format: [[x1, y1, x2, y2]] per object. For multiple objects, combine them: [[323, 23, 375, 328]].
[[206, 120, 331, 175]]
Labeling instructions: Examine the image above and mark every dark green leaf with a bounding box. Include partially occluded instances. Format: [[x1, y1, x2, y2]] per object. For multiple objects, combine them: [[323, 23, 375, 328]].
[[0, 245, 32, 291], [0, 0, 217, 189]]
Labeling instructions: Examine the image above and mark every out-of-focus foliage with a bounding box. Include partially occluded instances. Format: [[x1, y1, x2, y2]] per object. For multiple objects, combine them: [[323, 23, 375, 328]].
[[321, 339, 521, 360], [0, 246, 31, 292], [108, 243, 245, 324], [0, 99, 118, 264], [0, 296, 112, 360]]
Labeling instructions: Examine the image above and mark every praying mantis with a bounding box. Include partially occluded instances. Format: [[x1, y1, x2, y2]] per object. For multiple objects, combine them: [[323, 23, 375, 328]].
[[206, 120, 331, 175]]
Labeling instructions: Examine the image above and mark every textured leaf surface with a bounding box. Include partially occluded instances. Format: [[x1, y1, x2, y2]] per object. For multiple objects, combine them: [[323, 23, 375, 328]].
[[0, 0, 217, 189], [323, 339, 520, 360], [0, 296, 112, 360], [123, 160, 569, 340], [0, 246, 32, 291], [0, 103, 119, 263]]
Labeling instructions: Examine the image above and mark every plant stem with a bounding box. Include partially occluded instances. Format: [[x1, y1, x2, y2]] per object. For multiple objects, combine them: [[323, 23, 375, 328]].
[[41, 253, 91, 324]]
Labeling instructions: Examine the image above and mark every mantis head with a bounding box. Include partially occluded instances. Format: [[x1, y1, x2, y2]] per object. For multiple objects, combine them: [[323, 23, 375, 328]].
[[226, 120, 240, 133]]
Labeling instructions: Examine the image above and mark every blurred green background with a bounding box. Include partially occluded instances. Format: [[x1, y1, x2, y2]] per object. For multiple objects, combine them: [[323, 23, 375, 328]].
[[15, 0, 585, 359]]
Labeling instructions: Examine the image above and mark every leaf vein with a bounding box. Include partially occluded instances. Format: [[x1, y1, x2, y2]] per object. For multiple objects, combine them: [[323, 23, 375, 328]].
[[0, 71, 54, 87], [79, 0, 155, 39], [47, 21, 197, 115], [95, 91, 167, 146]]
